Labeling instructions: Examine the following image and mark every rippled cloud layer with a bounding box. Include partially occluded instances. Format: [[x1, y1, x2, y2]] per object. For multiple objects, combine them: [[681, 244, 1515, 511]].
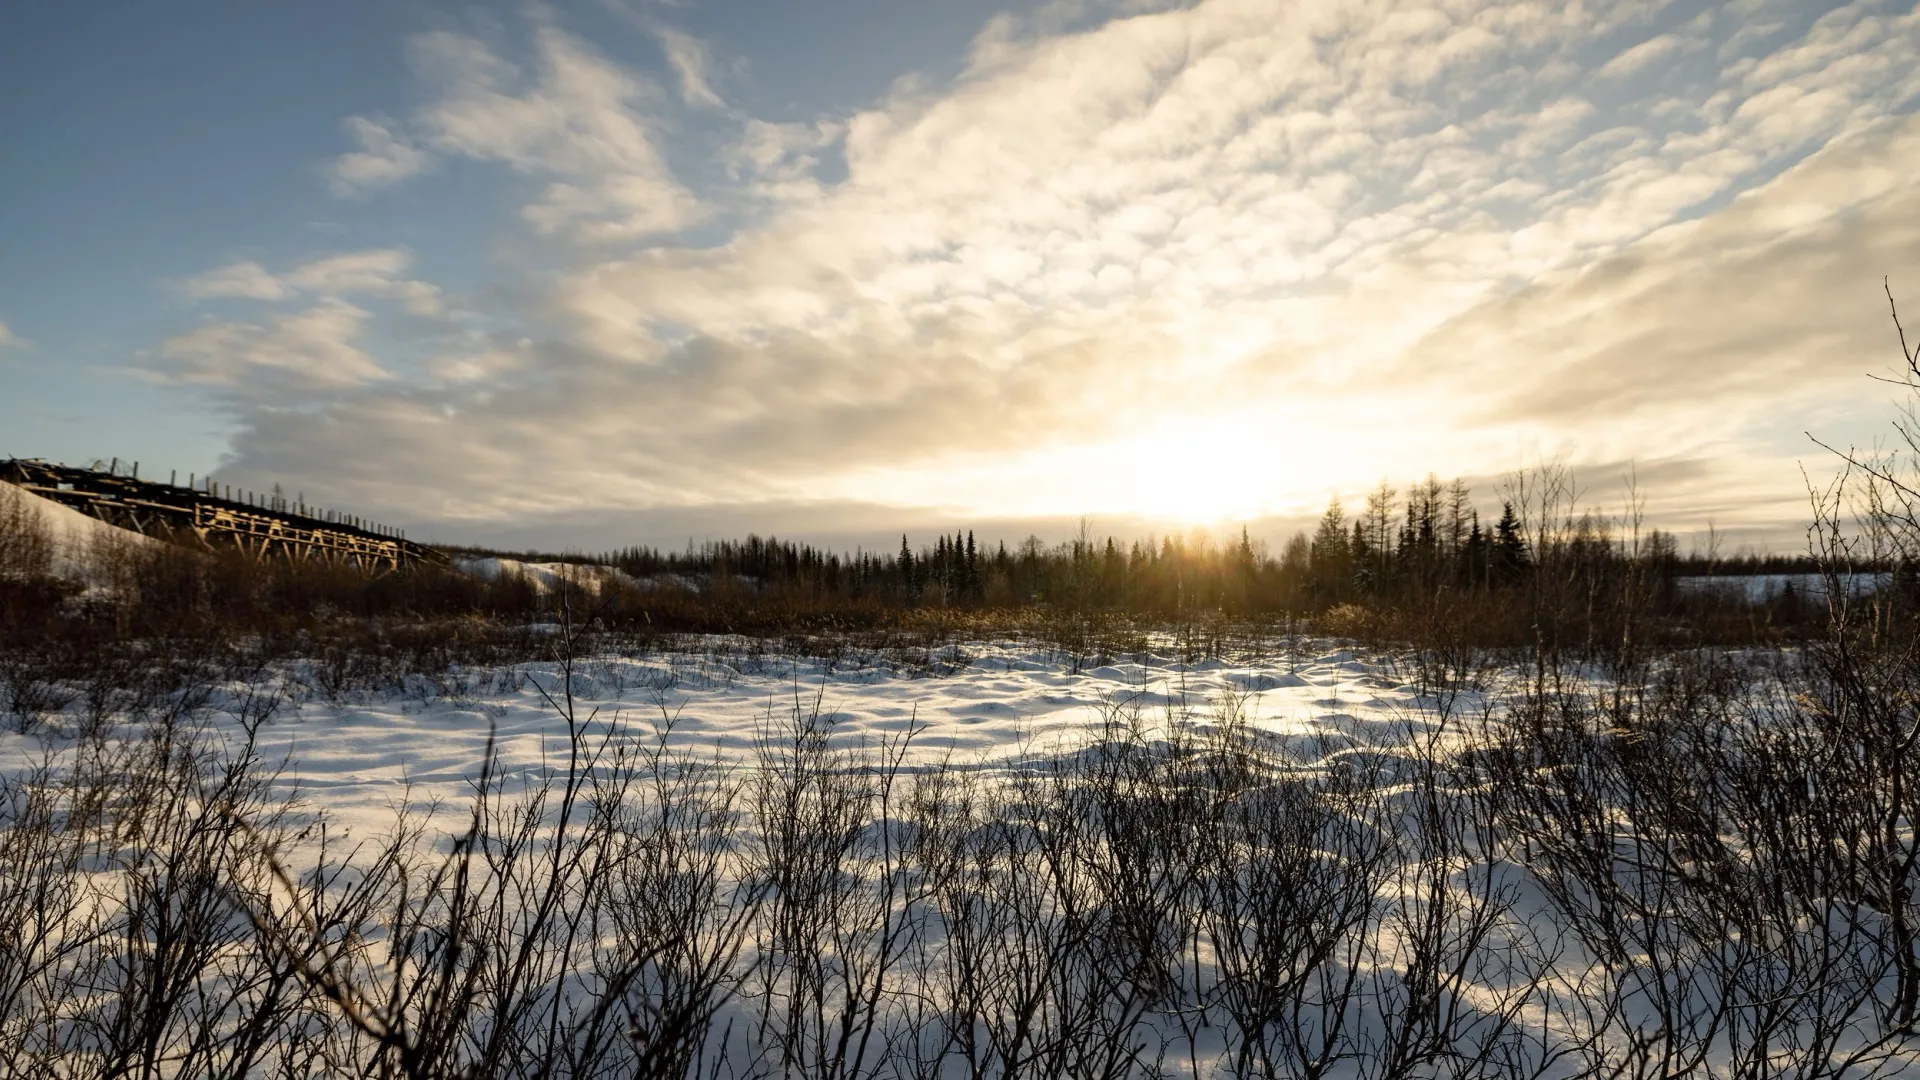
[[142, 0, 1920, 547]]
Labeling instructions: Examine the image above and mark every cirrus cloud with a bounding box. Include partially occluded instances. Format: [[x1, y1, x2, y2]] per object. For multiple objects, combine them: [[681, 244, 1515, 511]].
[[327, 116, 431, 195], [327, 26, 705, 243]]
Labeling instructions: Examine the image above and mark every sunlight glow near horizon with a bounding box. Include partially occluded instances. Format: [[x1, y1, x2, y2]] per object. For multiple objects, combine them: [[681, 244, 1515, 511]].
[[831, 408, 1402, 527]]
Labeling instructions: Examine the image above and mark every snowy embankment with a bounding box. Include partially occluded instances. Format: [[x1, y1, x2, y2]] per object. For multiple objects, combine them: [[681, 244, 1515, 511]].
[[0, 478, 159, 584], [450, 554, 643, 594], [452, 555, 736, 594]]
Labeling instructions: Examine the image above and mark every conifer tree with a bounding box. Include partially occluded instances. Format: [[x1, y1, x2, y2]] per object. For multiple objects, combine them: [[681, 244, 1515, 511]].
[[1364, 480, 1397, 557], [1493, 502, 1529, 580], [1350, 520, 1372, 591], [1464, 512, 1487, 588], [1446, 478, 1472, 554]]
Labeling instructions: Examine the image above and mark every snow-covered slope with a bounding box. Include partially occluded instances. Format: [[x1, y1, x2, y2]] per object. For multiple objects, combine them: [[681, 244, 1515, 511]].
[[452, 555, 646, 594], [0, 479, 159, 583]]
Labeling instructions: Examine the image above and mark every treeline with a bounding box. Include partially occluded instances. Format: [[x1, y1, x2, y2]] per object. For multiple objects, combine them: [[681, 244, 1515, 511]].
[[2, 464, 1839, 655], [493, 472, 1784, 620]]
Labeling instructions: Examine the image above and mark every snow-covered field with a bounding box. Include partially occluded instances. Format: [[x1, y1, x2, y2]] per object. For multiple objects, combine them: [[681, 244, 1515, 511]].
[[6, 633, 1913, 1077], [157, 642, 1405, 825], [0, 637, 1432, 861]]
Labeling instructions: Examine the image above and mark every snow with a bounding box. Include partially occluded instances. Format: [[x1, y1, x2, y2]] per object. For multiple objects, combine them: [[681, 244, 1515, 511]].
[[1675, 572, 1889, 603], [0, 638, 1443, 886], [1, 636, 1913, 1074], [0, 479, 160, 583], [450, 554, 646, 594], [87, 642, 1426, 829]]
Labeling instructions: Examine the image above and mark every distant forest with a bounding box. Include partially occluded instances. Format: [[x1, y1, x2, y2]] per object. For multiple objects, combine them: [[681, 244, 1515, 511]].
[[464, 474, 1831, 616], [0, 464, 1886, 666]]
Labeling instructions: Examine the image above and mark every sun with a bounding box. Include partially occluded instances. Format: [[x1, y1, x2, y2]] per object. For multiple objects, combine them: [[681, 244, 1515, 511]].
[[1068, 419, 1304, 523], [833, 408, 1360, 527]]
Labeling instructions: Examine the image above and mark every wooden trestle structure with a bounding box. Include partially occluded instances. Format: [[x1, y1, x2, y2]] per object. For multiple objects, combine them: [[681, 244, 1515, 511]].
[[2, 459, 443, 572]]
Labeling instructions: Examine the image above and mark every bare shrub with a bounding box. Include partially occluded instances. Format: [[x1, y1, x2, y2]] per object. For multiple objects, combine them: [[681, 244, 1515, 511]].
[[0, 483, 54, 585], [744, 692, 930, 1080]]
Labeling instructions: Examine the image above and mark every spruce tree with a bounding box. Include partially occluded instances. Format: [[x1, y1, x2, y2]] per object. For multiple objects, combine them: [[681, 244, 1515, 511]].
[[1311, 498, 1351, 600], [1493, 502, 1528, 581], [1351, 520, 1372, 592], [1464, 513, 1486, 588], [1312, 499, 1348, 560]]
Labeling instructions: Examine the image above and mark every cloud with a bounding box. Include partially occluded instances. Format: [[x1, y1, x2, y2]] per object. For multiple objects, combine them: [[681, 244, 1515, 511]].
[[147, 249, 459, 394], [328, 116, 431, 195], [0, 317, 29, 368], [726, 118, 843, 200], [1401, 114, 1920, 433], [180, 261, 290, 301], [651, 24, 724, 109], [156, 299, 390, 392], [283, 249, 407, 291], [181, 0, 1920, 546], [1499, 96, 1596, 159], [317, 25, 704, 239], [1596, 33, 1683, 80], [405, 27, 703, 241], [176, 249, 445, 315]]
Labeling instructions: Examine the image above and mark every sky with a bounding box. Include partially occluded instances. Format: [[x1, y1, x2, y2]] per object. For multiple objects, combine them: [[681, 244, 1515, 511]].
[[3, 0, 1918, 554]]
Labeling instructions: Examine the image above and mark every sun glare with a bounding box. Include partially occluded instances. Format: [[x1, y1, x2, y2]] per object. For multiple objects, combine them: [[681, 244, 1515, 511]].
[[1076, 421, 1291, 522], [836, 408, 1376, 527]]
